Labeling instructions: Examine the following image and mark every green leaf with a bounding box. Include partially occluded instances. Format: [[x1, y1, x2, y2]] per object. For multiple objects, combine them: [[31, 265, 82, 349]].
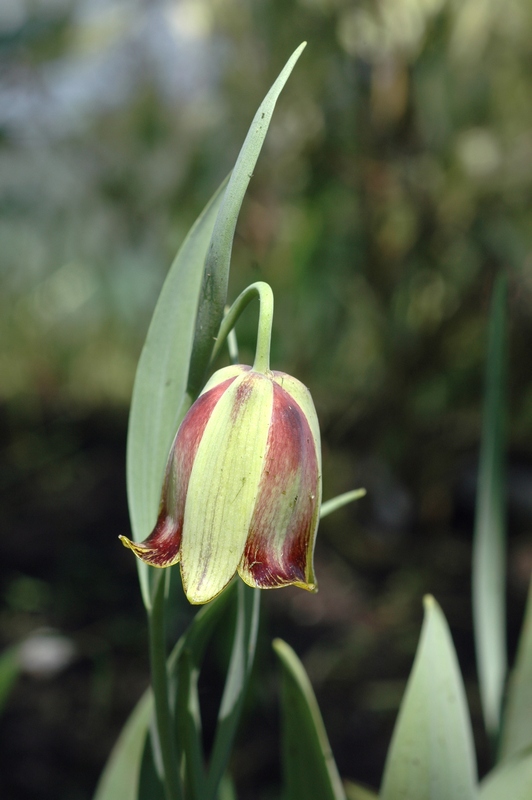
[[174, 583, 237, 800], [344, 781, 378, 800], [94, 587, 235, 800], [205, 583, 260, 800], [217, 773, 238, 800], [126, 178, 228, 609], [0, 646, 19, 714], [186, 42, 307, 397], [479, 751, 532, 800], [273, 638, 346, 800], [380, 596, 477, 800], [138, 731, 165, 800], [93, 689, 153, 800], [320, 489, 366, 519], [499, 576, 532, 761], [472, 273, 508, 737]]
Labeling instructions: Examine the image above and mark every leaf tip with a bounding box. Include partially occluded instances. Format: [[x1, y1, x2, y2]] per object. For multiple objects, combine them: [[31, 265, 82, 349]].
[[423, 594, 436, 612]]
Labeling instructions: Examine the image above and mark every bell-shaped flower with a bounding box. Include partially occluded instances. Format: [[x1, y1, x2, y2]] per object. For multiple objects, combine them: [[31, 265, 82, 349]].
[[120, 364, 321, 604]]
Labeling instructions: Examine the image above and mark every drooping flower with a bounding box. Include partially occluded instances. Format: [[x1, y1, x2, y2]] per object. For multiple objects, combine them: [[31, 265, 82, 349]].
[[120, 364, 321, 604]]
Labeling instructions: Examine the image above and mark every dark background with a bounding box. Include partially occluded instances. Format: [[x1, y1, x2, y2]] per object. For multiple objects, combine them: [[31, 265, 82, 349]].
[[2, 0, 532, 797]]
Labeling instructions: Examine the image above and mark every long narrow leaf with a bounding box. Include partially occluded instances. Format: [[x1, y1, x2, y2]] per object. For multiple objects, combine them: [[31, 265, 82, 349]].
[[93, 690, 153, 800], [273, 638, 346, 800], [499, 575, 532, 761], [93, 588, 234, 800], [174, 583, 237, 800], [205, 583, 260, 800], [472, 273, 508, 737], [126, 178, 228, 608], [186, 43, 306, 397], [177, 651, 207, 800], [0, 646, 19, 714], [479, 751, 532, 800], [380, 596, 477, 800], [344, 782, 378, 800]]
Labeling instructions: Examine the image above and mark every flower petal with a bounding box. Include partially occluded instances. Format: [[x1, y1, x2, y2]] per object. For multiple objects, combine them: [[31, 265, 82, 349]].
[[181, 372, 274, 603], [119, 376, 236, 567], [239, 380, 320, 591]]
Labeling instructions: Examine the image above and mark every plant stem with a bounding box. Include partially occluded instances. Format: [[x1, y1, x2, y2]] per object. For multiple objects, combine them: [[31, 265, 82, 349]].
[[210, 282, 274, 373], [149, 571, 183, 800]]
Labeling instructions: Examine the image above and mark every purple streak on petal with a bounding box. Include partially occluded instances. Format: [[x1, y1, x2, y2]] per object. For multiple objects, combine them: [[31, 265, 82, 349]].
[[120, 376, 236, 567], [241, 381, 319, 589]]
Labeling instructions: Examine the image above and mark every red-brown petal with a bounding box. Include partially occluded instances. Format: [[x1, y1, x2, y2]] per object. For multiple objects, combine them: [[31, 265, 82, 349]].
[[119, 376, 236, 567], [239, 381, 319, 590]]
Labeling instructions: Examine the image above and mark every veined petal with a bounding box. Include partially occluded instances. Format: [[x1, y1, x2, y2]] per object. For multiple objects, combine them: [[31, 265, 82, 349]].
[[272, 371, 322, 464], [119, 377, 236, 567], [200, 363, 251, 395], [181, 372, 274, 604], [239, 381, 320, 591]]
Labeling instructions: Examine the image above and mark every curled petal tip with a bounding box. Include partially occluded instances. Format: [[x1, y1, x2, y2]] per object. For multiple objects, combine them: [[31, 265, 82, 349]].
[[119, 533, 180, 568]]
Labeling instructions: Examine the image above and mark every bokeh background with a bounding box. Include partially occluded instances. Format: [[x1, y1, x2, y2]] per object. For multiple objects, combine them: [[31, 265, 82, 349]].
[[2, 0, 532, 797]]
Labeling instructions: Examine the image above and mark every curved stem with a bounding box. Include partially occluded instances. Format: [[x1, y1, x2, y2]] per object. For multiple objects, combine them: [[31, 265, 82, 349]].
[[210, 282, 274, 374], [149, 571, 183, 800]]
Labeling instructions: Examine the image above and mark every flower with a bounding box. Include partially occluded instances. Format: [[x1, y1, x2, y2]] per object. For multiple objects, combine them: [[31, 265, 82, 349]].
[[120, 364, 322, 604]]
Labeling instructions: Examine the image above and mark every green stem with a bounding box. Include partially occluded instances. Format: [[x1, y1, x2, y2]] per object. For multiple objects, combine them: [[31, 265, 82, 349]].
[[211, 282, 274, 374], [148, 571, 183, 800]]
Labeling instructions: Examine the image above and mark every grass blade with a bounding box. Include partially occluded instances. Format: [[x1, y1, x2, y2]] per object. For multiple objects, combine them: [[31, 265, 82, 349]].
[[472, 273, 508, 738]]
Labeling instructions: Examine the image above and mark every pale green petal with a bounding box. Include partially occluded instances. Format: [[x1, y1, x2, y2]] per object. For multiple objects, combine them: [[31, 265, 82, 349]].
[[200, 365, 249, 396], [181, 373, 273, 603]]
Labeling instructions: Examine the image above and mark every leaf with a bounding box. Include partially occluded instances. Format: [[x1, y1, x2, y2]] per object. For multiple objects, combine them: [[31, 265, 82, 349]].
[[344, 781, 378, 800], [126, 178, 228, 609], [472, 273, 508, 736], [273, 638, 346, 800], [186, 42, 307, 398], [380, 596, 477, 800], [93, 689, 153, 800], [94, 587, 235, 800], [499, 575, 532, 761], [174, 582, 237, 800], [479, 750, 532, 800], [0, 646, 19, 714], [205, 583, 260, 800], [217, 773, 238, 800], [320, 489, 366, 519]]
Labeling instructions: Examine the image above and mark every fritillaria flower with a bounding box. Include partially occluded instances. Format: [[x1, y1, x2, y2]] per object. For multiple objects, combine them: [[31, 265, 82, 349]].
[[120, 364, 321, 604]]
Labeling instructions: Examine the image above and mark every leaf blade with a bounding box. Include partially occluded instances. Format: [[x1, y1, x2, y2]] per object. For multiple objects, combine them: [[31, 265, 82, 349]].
[[93, 689, 153, 800], [499, 575, 532, 761], [186, 43, 307, 397], [479, 751, 532, 800], [472, 273, 508, 737], [380, 596, 477, 800], [205, 583, 260, 800], [126, 179, 228, 608], [273, 638, 346, 800]]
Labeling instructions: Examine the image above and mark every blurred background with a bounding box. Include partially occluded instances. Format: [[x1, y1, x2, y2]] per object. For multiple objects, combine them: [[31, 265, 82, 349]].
[[2, 0, 532, 797]]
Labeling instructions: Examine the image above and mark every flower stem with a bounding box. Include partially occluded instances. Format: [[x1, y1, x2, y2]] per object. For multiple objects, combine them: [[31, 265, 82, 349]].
[[149, 571, 183, 800], [210, 282, 274, 374]]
